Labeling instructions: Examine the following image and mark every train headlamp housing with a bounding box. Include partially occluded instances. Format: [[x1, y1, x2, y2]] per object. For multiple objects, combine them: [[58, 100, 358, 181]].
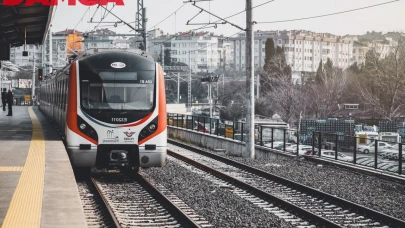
[[148, 123, 157, 132], [77, 115, 98, 142], [138, 116, 158, 142]]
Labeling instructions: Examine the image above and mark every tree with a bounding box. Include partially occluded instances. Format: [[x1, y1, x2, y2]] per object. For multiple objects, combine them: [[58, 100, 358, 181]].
[[324, 58, 333, 78], [265, 76, 303, 125], [355, 39, 405, 120], [260, 51, 292, 94], [315, 60, 323, 84], [164, 49, 172, 66], [263, 38, 275, 69], [348, 62, 360, 74], [308, 67, 349, 118], [138, 42, 145, 51]]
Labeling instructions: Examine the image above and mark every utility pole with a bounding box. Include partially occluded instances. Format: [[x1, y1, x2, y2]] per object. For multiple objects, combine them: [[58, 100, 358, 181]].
[[32, 53, 36, 104], [142, 7, 148, 52], [187, 51, 192, 112], [161, 44, 165, 69], [49, 28, 53, 74], [177, 73, 180, 104], [256, 74, 260, 98], [246, 0, 255, 158]]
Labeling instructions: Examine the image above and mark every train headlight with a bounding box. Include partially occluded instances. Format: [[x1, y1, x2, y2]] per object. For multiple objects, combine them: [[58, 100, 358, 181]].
[[148, 123, 157, 132], [80, 123, 87, 130]]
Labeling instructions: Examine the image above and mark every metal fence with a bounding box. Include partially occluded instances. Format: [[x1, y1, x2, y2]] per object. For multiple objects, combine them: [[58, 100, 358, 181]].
[[168, 113, 404, 176]]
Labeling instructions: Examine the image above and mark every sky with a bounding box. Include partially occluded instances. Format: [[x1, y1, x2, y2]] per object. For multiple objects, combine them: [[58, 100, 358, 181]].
[[51, 0, 405, 38]]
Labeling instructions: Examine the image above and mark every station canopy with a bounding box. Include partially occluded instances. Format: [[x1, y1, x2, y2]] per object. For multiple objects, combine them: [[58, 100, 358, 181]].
[[0, 1, 54, 60]]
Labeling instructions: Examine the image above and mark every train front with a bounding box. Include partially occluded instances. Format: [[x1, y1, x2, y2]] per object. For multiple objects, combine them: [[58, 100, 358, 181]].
[[66, 50, 167, 172]]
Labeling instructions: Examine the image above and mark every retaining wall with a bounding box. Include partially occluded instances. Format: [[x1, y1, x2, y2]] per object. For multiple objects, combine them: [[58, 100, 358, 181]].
[[167, 126, 294, 159]]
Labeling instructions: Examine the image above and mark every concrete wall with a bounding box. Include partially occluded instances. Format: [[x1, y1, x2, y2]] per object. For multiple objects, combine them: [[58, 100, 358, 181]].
[[168, 126, 295, 159]]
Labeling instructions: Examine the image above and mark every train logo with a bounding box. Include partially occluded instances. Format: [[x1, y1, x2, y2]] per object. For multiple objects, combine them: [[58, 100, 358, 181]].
[[107, 130, 114, 138], [110, 62, 126, 69], [124, 130, 135, 137]]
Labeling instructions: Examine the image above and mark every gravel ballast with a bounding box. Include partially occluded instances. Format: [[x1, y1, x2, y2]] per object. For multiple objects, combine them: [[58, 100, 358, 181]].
[[204, 150, 405, 221], [142, 159, 294, 228]]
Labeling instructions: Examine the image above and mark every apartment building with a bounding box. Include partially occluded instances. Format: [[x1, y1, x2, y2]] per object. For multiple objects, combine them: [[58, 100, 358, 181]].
[[148, 31, 233, 73], [9, 44, 42, 67], [10, 28, 131, 71], [230, 30, 353, 74]]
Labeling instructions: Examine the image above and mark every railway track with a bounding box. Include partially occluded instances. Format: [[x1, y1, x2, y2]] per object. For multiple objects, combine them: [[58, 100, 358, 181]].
[[168, 139, 405, 228], [78, 171, 206, 228]]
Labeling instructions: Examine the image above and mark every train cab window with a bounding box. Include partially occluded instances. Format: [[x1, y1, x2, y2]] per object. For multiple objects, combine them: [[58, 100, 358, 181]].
[[80, 71, 155, 111]]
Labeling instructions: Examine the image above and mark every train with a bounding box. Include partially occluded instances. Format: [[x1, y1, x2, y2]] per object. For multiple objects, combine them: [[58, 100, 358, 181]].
[[38, 49, 167, 175]]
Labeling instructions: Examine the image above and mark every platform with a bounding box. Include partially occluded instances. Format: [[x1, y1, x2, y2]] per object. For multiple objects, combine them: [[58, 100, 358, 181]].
[[0, 106, 87, 228]]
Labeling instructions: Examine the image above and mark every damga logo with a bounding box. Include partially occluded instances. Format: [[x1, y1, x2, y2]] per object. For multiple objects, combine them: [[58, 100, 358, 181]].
[[3, 0, 125, 6]]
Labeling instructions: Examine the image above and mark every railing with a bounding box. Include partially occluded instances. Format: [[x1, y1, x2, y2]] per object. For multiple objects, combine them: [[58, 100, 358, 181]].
[[168, 113, 404, 176]]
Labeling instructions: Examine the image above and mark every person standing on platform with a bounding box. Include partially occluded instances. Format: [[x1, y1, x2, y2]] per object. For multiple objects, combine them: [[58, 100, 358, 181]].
[[1, 88, 6, 111], [6, 89, 13, 116]]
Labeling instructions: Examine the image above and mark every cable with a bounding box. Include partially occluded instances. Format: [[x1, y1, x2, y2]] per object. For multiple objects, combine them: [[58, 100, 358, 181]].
[[256, 0, 400, 24], [147, 0, 275, 49], [149, 3, 187, 31], [73, 7, 90, 32], [88, 4, 115, 34]]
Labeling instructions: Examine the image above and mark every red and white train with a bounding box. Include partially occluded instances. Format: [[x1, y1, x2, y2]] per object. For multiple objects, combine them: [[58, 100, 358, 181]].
[[39, 49, 167, 175]]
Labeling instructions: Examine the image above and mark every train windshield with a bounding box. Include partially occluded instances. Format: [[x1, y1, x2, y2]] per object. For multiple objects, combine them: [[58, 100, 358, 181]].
[[80, 70, 155, 111]]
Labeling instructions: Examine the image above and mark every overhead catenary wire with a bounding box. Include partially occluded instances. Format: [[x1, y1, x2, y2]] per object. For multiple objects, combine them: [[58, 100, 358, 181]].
[[147, 0, 276, 49], [256, 0, 400, 24], [73, 7, 90, 32], [149, 3, 187, 31]]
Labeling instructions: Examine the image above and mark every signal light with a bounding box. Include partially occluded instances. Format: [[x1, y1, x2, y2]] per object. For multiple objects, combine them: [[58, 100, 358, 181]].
[[38, 68, 43, 81]]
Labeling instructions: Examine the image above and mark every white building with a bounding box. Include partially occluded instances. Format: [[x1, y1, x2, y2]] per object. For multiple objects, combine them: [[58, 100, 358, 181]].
[[9, 44, 42, 67], [170, 31, 221, 73], [346, 35, 398, 67], [230, 30, 353, 74]]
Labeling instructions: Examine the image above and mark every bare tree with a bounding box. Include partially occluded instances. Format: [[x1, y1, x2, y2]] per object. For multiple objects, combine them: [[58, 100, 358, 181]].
[[355, 38, 405, 120], [309, 67, 349, 118], [265, 76, 303, 125]]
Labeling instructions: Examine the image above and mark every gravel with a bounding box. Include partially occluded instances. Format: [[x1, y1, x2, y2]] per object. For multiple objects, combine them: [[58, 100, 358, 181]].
[[141, 159, 294, 228], [209, 151, 405, 221]]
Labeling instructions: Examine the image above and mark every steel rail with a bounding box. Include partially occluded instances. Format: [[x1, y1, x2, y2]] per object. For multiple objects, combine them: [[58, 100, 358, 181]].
[[134, 173, 202, 228], [168, 139, 405, 228], [90, 178, 122, 228], [167, 149, 342, 227]]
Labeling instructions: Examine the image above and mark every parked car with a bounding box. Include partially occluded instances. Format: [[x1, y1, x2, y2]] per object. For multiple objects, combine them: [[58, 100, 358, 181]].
[[320, 150, 353, 162], [357, 141, 395, 154], [378, 163, 399, 170], [264, 141, 292, 150], [386, 166, 405, 173]]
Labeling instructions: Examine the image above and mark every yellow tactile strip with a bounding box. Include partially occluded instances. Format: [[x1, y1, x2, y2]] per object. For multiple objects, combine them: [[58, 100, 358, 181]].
[[1, 107, 45, 228], [0, 167, 23, 172]]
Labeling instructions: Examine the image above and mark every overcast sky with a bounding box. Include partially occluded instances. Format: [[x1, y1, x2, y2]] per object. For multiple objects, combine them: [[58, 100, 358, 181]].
[[51, 0, 405, 37]]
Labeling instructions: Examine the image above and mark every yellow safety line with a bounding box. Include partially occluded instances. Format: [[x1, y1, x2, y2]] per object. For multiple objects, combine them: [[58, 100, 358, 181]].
[[1, 107, 45, 228], [0, 167, 23, 172]]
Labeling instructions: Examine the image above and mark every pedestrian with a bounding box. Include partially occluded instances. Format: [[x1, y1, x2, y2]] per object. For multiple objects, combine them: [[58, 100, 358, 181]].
[[6, 89, 13, 116], [1, 88, 6, 111]]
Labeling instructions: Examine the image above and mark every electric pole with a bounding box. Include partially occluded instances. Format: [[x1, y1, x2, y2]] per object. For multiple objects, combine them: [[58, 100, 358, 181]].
[[49, 28, 53, 74], [32, 53, 35, 104], [161, 44, 165, 69], [188, 51, 192, 112], [246, 0, 255, 158], [142, 7, 148, 52]]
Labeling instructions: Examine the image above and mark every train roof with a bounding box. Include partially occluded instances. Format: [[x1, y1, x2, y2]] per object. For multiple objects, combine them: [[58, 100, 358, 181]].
[[76, 48, 154, 62], [42, 48, 155, 81]]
